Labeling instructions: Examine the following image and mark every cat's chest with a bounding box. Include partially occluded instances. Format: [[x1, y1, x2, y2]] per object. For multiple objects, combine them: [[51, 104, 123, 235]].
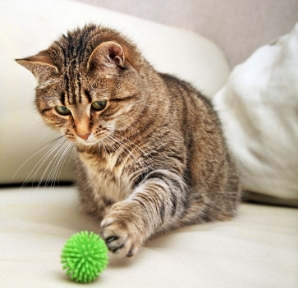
[[78, 151, 131, 201]]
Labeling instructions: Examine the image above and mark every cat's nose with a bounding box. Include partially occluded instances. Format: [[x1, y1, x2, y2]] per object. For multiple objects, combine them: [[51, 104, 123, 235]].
[[78, 133, 90, 140]]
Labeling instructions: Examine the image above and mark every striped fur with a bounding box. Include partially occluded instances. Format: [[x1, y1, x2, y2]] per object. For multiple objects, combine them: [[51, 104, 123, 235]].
[[16, 25, 241, 257]]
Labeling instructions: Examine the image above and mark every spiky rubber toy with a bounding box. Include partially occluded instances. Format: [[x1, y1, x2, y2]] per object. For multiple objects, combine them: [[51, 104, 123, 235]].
[[61, 231, 108, 283]]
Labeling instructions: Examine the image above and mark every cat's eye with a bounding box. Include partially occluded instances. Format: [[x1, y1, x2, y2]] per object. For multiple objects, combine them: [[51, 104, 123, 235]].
[[91, 100, 107, 111], [55, 106, 71, 115]]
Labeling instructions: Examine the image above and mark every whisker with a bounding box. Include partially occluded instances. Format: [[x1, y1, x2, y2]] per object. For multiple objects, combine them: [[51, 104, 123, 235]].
[[36, 138, 69, 188], [42, 141, 69, 188], [36, 140, 71, 211], [116, 134, 149, 159], [106, 134, 148, 177], [13, 136, 64, 182], [48, 142, 70, 187], [21, 137, 66, 188], [49, 142, 73, 188]]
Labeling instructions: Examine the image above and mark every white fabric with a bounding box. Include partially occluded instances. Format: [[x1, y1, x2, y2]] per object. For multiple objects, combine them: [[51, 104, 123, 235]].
[[1, 187, 297, 287], [214, 23, 298, 206], [0, 0, 229, 184]]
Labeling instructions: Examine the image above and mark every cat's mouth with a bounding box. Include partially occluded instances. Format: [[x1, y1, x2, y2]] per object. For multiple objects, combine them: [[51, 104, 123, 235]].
[[76, 133, 99, 146], [72, 125, 115, 147], [80, 140, 99, 146]]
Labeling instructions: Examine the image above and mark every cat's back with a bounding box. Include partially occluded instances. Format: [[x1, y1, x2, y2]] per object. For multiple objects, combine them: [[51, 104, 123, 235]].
[[159, 73, 222, 137], [159, 73, 216, 113], [158, 73, 240, 222]]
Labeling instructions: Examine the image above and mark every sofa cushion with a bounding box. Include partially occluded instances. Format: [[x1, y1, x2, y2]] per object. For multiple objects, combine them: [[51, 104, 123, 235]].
[[0, 0, 229, 185], [1, 186, 297, 287], [213, 22, 298, 207]]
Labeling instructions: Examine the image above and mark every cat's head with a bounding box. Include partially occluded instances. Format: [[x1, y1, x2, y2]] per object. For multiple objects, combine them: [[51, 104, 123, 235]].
[[16, 25, 145, 146]]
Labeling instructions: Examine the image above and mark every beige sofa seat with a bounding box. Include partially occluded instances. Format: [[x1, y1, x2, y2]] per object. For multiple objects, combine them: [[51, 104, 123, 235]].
[[1, 187, 298, 287]]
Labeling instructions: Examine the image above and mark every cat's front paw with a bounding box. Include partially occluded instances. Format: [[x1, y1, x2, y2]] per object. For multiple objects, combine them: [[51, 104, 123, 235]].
[[100, 207, 144, 257]]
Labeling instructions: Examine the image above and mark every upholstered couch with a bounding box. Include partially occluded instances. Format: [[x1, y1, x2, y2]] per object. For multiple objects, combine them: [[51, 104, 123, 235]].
[[1, 0, 297, 287]]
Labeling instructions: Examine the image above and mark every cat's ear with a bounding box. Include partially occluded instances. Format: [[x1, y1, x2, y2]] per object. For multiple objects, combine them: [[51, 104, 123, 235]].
[[16, 51, 58, 82], [87, 41, 125, 76]]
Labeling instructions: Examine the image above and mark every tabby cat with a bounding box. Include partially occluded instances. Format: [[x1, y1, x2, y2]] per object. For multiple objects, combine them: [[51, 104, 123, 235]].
[[16, 24, 240, 257]]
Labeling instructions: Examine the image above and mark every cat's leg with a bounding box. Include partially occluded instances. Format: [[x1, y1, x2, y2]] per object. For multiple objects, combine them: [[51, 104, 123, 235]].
[[76, 163, 111, 220], [100, 169, 187, 257], [79, 188, 105, 219], [78, 184, 115, 221]]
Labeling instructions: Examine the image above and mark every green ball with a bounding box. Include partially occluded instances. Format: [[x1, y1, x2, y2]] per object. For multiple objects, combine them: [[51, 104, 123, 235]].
[[61, 231, 109, 283]]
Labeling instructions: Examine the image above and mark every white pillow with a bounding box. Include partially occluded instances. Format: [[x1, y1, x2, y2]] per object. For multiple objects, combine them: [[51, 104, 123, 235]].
[[0, 0, 230, 185], [213, 23, 298, 207]]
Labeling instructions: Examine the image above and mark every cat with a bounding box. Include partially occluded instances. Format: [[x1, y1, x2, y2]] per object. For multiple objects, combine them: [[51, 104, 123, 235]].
[[16, 24, 241, 257]]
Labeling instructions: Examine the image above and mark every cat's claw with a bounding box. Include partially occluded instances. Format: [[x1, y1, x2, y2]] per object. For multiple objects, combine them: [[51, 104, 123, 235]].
[[105, 236, 119, 243], [100, 217, 140, 257]]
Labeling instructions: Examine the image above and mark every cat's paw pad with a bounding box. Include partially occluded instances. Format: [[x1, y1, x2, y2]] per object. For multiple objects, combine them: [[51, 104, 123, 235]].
[[100, 218, 140, 257]]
